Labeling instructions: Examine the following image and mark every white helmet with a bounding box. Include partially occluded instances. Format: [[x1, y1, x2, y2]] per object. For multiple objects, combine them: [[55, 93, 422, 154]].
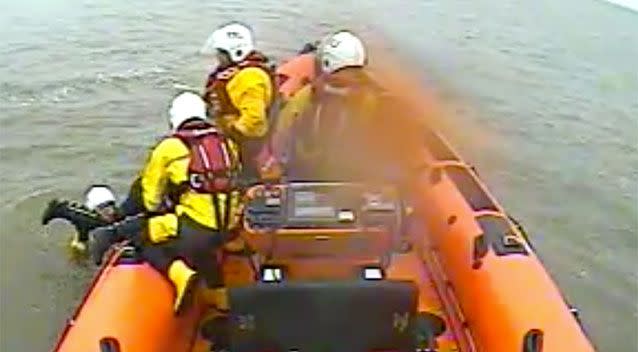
[[319, 30, 367, 74], [85, 185, 116, 210], [208, 22, 255, 63], [168, 92, 207, 131]]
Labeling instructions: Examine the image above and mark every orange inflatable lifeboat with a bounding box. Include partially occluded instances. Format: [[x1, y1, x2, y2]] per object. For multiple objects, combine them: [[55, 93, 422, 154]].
[[51, 51, 596, 352]]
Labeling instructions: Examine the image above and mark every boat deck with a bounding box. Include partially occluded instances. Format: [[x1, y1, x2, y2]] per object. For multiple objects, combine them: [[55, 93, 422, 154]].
[[187, 242, 463, 352]]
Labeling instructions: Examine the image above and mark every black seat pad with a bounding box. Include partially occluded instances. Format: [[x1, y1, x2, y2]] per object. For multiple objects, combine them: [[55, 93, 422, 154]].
[[228, 280, 418, 352]]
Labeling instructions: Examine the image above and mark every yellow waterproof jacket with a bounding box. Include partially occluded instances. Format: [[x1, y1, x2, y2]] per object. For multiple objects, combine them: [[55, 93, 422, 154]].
[[139, 136, 242, 232], [217, 67, 274, 139], [272, 68, 381, 162], [272, 83, 313, 140]]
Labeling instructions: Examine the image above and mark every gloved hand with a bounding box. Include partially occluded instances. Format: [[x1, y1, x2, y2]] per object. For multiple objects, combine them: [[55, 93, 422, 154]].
[[113, 216, 145, 239], [89, 226, 118, 266], [89, 216, 147, 265], [299, 41, 319, 54]]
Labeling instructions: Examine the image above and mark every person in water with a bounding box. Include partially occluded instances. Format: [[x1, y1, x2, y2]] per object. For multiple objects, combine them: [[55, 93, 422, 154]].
[[90, 92, 243, 317], [41, 174, 169, 253], [42, 185, 123, 254], [268, 30, 388, 181], [202, 22, 275, 179]]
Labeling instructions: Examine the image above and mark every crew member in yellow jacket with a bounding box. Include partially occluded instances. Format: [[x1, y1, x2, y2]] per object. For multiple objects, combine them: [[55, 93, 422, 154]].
[[91, 92, 243, 315], [268, 30, 386, 181], [202, 22, 275, 178]]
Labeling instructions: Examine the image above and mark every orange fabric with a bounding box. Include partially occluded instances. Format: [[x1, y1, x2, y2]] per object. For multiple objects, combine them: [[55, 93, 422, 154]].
[[54, 256, 200, 352], [411, 155, 595, 352]]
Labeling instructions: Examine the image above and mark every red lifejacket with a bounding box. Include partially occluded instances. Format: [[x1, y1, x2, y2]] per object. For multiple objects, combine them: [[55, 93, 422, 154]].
[[203, 51, 275, 116], [172, 122, 241, 194]]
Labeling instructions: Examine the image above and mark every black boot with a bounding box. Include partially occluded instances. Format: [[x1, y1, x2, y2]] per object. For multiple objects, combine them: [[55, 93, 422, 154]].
[[42, 199, 112, 242], [42, 199, 65, 225], [200, 314, 230, 352]]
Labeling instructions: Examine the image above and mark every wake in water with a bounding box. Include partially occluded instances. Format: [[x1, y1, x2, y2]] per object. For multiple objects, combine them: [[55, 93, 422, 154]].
[[601, 0, 638, 12], [1, 65, 172, 109]]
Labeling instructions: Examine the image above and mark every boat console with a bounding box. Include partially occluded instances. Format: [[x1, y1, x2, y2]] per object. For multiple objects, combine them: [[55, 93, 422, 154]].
[[241, 182, 404, 268]]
